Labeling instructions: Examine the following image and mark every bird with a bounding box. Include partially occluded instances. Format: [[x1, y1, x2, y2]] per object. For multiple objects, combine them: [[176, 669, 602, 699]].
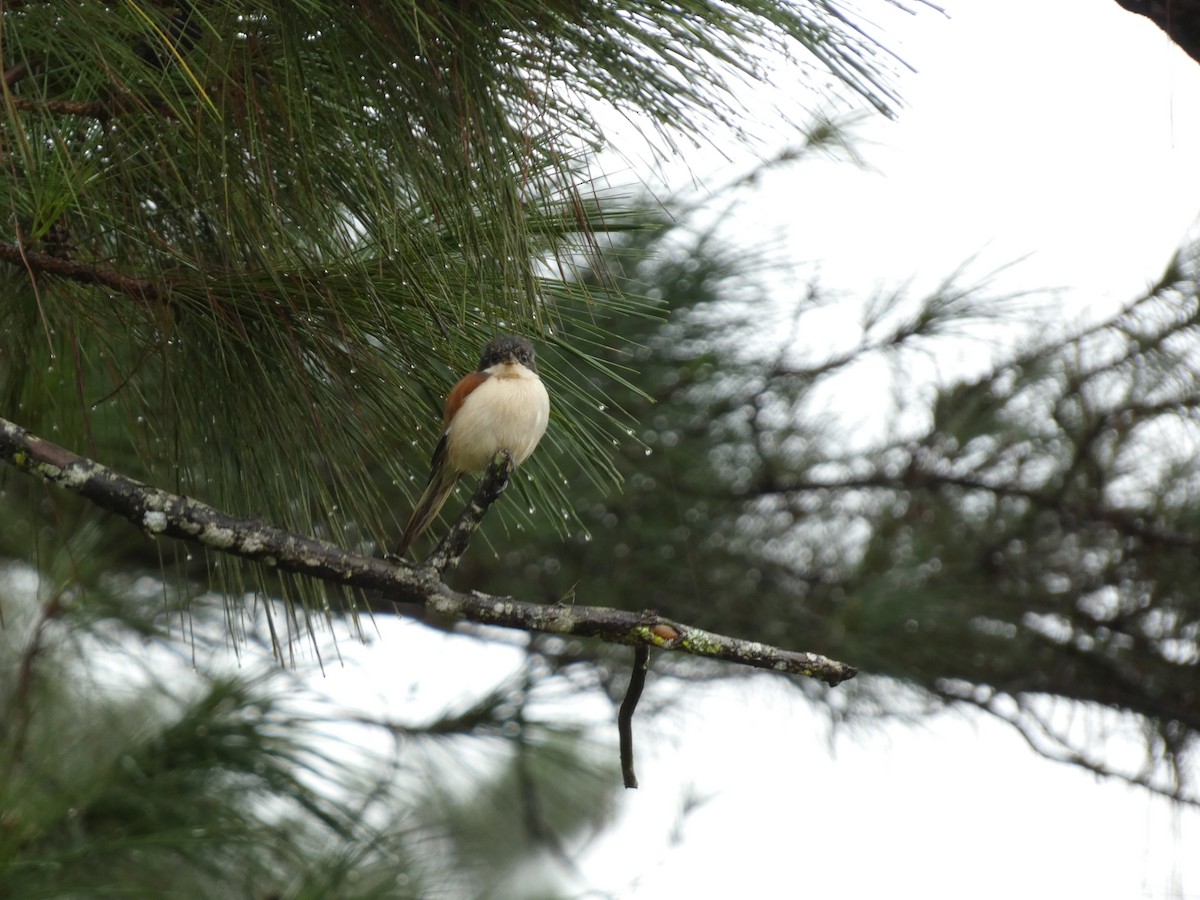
[[396, 334, 550, 556]]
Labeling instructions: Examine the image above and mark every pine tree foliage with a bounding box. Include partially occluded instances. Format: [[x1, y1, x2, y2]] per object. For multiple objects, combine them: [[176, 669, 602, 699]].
[[0, 579, 618, 897], [0, 0, 915, 613]]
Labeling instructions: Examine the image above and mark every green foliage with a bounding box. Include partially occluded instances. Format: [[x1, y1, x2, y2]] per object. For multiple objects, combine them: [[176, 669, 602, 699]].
[[0, 581, 618, 898], [0, 611, 408, 898], [0, 0, 912, 614]]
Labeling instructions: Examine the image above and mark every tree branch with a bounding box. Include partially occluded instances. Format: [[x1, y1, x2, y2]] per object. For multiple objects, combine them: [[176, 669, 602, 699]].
[[424, 450, 515, 574], [721, 464, 1200, 551], [3, 91, 179, 121], [940, 682, 1199, 808], [3, 588, 66, 780], [4, 61, 32, 88], [0, 417, 858, 687], [0, 242, 167, 306], [5, 95, 116, 119]]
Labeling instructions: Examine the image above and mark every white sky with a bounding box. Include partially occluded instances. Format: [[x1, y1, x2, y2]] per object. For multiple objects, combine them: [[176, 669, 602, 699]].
[[627, 0, 1200, 311], [579, 680, 1197, 899], [770, 0, 1200, 303]]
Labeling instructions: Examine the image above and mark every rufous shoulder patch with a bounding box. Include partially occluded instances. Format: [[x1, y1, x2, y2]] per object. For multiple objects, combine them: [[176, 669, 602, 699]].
[[442, 371, 491, 429]]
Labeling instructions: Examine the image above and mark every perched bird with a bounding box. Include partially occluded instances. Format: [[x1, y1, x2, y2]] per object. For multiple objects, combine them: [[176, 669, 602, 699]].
[[396, 334, 550, 556]]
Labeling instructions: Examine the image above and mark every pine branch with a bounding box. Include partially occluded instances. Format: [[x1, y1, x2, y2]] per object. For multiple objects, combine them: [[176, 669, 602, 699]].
[[941, 683, 1199, 809], [3, 93, 177, 120], [6, 95, 115, 119], [4, 60, 32, 87], [0, 242, 166, 306], [423, 451, 516, 574], [3, 589, 66, 780], [0, 416, 858, 687]]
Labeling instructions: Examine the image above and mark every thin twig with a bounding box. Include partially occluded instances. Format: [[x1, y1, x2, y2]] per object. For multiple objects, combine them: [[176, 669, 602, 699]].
[[619, 645, 650, 789], [0, 242, 167, 306], [4, 60, 31, 87], [6, 95, 114, 119], [4, 92, 178, 121], [941, 684, 1199, 809], [3, 590, 65, 780]]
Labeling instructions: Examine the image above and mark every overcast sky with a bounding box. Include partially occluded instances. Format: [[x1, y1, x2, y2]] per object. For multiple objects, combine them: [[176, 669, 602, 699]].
[[621, 0, 1200, 310]]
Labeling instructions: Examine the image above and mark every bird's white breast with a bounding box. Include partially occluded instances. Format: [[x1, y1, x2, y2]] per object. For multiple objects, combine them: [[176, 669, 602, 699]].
[[445, 363, 550, 474]]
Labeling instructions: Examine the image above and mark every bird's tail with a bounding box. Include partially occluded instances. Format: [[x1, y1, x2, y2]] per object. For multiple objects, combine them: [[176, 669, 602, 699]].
[[396, 468, 459, 557]]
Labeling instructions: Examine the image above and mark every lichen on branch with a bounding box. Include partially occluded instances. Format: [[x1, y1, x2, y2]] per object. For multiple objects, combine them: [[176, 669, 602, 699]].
[[0, 416, 857, 687]]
